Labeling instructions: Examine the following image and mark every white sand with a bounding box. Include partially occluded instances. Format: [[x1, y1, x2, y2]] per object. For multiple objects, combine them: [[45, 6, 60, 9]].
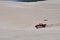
[[0, 1, 60, 40]]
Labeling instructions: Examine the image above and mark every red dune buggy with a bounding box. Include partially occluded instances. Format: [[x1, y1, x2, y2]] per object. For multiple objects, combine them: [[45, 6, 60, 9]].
[[35, 23, 47, 29]]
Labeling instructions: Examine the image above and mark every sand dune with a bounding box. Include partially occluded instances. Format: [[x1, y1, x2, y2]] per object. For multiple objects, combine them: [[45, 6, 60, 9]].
[[0, 1, 60, 40]]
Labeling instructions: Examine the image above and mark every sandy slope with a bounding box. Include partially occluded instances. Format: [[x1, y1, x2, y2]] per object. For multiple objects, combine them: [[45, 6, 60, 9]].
[[0, 1, 60, 40]]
